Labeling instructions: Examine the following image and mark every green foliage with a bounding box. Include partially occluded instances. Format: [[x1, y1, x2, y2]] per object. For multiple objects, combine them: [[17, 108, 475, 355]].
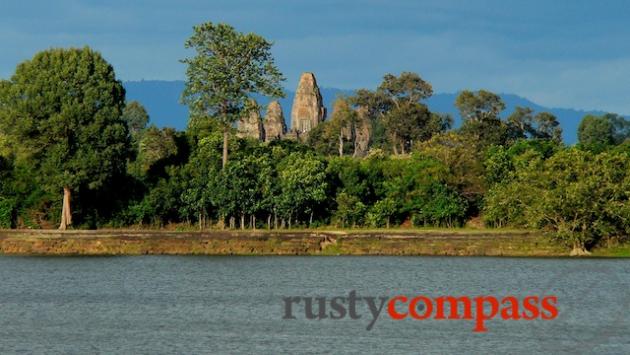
[[483, 145, 513, 186], [578, 114, 614, 149], [382, 102, 432, 154], [456, 90, 511, 149], [122, 101, 149, 134], [411, 183, 468, 228], [416, 132, 485, 203], [578, 113, 630, 152], [483, 147, 630, 250], [0, 47, 130, 192], [455, 90, 505, 121], [533, 112, 562, 142], [346, 72, 445, 155], [181, 22, 285, 168], [0, 47, 131, 228], [277, 152, 328, 225], [484, 139, 561, 186], [181, 22, 284, 127], [366, 198, 396, 228], [0, 197, 16, 228], [333, 192, 366, 227], [0, 26, 628, 254], [129, 126, 180, 179]]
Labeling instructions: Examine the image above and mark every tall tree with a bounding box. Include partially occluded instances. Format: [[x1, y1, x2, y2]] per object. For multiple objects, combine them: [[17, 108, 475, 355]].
[[181, 22, 284, 168], [578, 114, 614, 148], [0, 47, 130, 229], [455, 90, 505, 122], [507, 107, 562, 142], [506, 106, 534, 140], [356, 72, 440, 154], [122, 101, 149, 135], [379, 72, 433, 105], [532, 112, 562, 142], [329, 97, 357, 156], [456, 90, 508, 149], [382, 102, 432, 154], [277, 152, 327, 227]]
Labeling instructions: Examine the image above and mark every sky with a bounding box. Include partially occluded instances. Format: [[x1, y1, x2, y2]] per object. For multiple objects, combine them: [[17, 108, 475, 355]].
[[1, 0, 630, 113]]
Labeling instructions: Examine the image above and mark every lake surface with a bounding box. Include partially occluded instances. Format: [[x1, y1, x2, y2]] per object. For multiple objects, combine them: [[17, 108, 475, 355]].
[[0, 256, 628, 354]]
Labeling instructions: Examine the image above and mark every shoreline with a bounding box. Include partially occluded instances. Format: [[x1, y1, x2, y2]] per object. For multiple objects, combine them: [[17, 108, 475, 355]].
[[2, 229, 625, 257]]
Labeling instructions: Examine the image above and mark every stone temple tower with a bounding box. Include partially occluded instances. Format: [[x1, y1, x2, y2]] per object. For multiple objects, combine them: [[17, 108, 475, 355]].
[[290, 72, 326, 135], [263, 100, 286, 141], [237, 99, 264, 140]]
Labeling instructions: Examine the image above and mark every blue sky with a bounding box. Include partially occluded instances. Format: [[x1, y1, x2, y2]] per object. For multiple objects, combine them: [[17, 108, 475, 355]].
[[1, 0, 630, 113]]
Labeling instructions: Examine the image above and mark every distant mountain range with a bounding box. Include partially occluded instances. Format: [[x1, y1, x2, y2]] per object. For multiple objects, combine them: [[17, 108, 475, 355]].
[[124, 80, 615, 144]]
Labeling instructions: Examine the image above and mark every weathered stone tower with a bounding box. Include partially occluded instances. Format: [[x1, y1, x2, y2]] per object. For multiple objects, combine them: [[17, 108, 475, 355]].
[[237, 102, 265, 140], [290, 72, 326, 135], [263, 100, 286, 141]]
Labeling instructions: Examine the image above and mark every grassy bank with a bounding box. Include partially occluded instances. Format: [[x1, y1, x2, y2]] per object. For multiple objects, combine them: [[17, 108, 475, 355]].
[[0, 228, 583, 256], [591, 244, 630, 257], [0, 228, 626, 257]]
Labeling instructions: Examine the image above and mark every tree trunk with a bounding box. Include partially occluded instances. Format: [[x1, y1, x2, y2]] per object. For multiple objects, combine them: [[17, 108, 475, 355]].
[[267, 214, 271, 230], [218, 214, 225, 230], [386, 216, 390, 229], [199, 211, 202, 231], [392, 136, 399, 155], [339, 132, 344, 157], [58, 187, 72, 230], [570, 241, 591, 256], [222, 126, 229, 169], [309, 211, 313, 227], [252, 215, 256, 230], [240, 214, 245, 230]]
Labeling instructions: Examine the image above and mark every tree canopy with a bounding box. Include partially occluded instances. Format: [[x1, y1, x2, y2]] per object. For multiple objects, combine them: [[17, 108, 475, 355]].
[[0, 47, 130, 229], [181, 22, 284, 168]]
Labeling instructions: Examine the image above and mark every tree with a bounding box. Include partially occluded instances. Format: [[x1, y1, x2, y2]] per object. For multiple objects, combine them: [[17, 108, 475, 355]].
[[506, 106, 534, 140], [533, 112, 562, 142], [607, 113, 630, 144], [0, 47, 129, 230], [578, 113, 630, 150], [455, 90, 505, 122], [456, 90, 508, 149], [578, 114, 614, 148], [367, 198, 396, 228], [347, 89, 391, 151], [372, 72, 440, 154], [507, 107, 562, 143], [181, 22, 284, 168], [307, 98, 357, 157], [130, 126, 179, 179], [416, 132, 485, 202], [483, 147, 630, 254], [348, 89, 391, 120], [379, 72, 433, 104], [329, 98, 357, 157], [277, 152, 327, 227], [382, 103, 432, 154], [122, 101, 149, 135], [334, 192, 366, 228]]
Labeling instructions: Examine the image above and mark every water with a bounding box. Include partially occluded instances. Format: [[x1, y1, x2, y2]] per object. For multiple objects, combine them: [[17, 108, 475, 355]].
[[0, 256, 628, 354]]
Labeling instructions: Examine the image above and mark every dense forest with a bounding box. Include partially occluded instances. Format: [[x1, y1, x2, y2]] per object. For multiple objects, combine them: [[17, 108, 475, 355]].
[[1, 22, 630, 254]]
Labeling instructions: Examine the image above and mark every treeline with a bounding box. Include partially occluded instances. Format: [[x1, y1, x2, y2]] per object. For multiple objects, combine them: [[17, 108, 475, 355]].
[[1, 22, 630, 254]]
